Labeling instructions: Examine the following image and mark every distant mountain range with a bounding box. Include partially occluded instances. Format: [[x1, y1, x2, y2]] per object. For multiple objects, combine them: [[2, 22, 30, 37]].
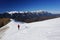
[[0, 10, 60, 23]]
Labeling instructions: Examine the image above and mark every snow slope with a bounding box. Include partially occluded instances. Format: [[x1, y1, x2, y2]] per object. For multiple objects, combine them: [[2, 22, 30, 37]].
[[0, 17, 60, 40]]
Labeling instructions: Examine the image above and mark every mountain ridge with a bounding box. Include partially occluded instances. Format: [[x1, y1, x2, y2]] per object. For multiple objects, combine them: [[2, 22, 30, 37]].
[[0, 10, 60, 23]]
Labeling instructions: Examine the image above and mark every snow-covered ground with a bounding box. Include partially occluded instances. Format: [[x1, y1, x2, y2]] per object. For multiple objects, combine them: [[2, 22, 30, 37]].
[[0, 17, 60, 40]]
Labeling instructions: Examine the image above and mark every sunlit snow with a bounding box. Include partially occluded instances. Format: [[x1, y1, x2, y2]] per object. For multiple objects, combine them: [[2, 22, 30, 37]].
[[0, 17, 60, 40]]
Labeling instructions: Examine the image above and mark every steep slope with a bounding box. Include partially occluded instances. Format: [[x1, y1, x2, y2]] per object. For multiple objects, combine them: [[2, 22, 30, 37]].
[[0, 17, 60, 40]]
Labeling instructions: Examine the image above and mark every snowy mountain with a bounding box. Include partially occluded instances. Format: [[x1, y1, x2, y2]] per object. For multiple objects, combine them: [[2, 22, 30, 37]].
[[0, 10, 60, 23], [0, 17, 60, 40], [8, 10, 47, 14], [7, 10, 53, 14]]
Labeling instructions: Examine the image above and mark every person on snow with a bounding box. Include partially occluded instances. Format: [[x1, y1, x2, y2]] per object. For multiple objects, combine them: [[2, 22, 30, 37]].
[[18, 24, 20, 30]]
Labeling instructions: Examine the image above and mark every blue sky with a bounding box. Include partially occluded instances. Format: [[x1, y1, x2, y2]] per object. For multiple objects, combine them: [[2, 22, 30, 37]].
[[0, 0, 60, 13]]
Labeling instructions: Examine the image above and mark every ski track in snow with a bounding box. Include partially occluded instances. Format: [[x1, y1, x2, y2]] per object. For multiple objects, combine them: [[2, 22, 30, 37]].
[[0, 18, 60, 40]]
